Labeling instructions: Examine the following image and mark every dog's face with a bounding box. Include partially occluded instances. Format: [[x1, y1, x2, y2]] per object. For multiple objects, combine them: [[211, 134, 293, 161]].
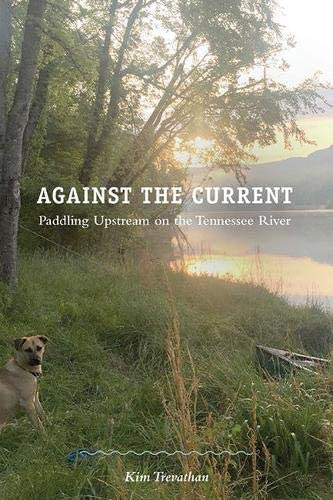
[[14, 336, 49, 369]]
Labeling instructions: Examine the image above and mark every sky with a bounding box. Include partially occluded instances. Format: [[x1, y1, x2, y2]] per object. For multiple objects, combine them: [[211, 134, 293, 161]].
[[177, 0, 332, 164], [255, 0, 333, 162], [276, 0, 333, 85]]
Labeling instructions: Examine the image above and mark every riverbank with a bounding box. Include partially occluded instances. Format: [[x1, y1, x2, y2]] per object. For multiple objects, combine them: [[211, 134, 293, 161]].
[[0, 252, 332, 499]]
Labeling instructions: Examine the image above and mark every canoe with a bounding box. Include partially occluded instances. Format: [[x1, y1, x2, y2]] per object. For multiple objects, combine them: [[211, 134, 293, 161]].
[[256, 344, 330, 377]]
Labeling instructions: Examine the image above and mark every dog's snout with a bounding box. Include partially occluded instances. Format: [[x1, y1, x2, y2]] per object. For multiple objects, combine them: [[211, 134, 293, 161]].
[[30, 358, 41, 366]]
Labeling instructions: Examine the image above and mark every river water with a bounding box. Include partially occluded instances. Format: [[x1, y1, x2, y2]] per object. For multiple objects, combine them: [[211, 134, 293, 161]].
[[178, 210, 333, 307]]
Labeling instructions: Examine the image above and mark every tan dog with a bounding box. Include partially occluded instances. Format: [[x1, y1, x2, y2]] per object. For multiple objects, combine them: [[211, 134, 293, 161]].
[[0, 336, 48, 432]]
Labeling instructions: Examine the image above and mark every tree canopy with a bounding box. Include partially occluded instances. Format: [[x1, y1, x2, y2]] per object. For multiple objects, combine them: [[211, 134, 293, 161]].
[[22, 0, 324, 183]]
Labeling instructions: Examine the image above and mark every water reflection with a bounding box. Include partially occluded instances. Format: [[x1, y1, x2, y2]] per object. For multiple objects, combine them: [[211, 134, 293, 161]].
[[178, 212, 333, 307]]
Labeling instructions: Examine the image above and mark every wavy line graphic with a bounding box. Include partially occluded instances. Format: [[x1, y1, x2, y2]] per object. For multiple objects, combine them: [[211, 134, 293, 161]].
[[73, 449, 252, 457]]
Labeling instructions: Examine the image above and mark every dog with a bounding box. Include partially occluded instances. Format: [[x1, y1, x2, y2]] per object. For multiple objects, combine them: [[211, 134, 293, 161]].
[[0, 336, 49, 433]]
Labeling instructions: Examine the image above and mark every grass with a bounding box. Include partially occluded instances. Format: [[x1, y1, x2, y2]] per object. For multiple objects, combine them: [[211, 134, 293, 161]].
[[0, 251, 333, 499]]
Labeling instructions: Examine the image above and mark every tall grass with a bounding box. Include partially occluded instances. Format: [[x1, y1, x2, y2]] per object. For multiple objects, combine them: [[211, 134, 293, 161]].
[[0, 251, 332, 498]]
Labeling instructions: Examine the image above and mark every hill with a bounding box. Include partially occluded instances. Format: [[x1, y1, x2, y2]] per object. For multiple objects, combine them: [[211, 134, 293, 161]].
[[189, 145, 333, 210]]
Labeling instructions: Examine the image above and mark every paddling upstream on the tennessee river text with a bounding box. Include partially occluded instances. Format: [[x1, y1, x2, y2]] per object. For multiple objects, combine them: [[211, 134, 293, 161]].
[[38, 214, 292, 229]]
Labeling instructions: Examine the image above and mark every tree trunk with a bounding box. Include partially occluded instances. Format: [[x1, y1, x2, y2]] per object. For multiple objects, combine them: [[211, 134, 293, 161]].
[[79, 0, 144, 186], [22, 61, 54, 172], [0, 0, 11, 167], [79, 0, 118, 186], [0, 0, 47, 287]]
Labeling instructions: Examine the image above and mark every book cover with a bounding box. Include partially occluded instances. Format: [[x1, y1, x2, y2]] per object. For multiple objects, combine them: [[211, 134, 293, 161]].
[[0, 0, 332, 498]]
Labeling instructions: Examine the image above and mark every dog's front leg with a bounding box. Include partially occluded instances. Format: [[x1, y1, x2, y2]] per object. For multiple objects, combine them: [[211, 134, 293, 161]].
[[0, 414, 7, 432], [34, 392, 48, 423], [23, 401, 46, 434]]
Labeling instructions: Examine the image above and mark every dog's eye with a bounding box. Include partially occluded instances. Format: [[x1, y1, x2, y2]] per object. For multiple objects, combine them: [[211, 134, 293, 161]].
[[25, 348, 33, 353], [36, 346, 42, 352]]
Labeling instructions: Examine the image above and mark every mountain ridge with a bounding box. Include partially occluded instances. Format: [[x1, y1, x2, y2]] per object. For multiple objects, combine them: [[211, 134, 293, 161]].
[[189, 145, 333, 210]]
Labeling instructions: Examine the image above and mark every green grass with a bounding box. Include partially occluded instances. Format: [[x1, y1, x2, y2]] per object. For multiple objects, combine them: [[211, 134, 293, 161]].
[[0, 251, 333, 499]]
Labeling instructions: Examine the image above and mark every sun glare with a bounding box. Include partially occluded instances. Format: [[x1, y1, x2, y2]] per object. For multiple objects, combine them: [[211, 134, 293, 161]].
[[174, 137, 215, 167]]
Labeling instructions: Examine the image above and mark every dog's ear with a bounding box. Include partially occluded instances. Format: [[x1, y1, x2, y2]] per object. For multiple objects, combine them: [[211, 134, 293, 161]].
[[38, 335, 49, 345], [14, 337, 27, 351]]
